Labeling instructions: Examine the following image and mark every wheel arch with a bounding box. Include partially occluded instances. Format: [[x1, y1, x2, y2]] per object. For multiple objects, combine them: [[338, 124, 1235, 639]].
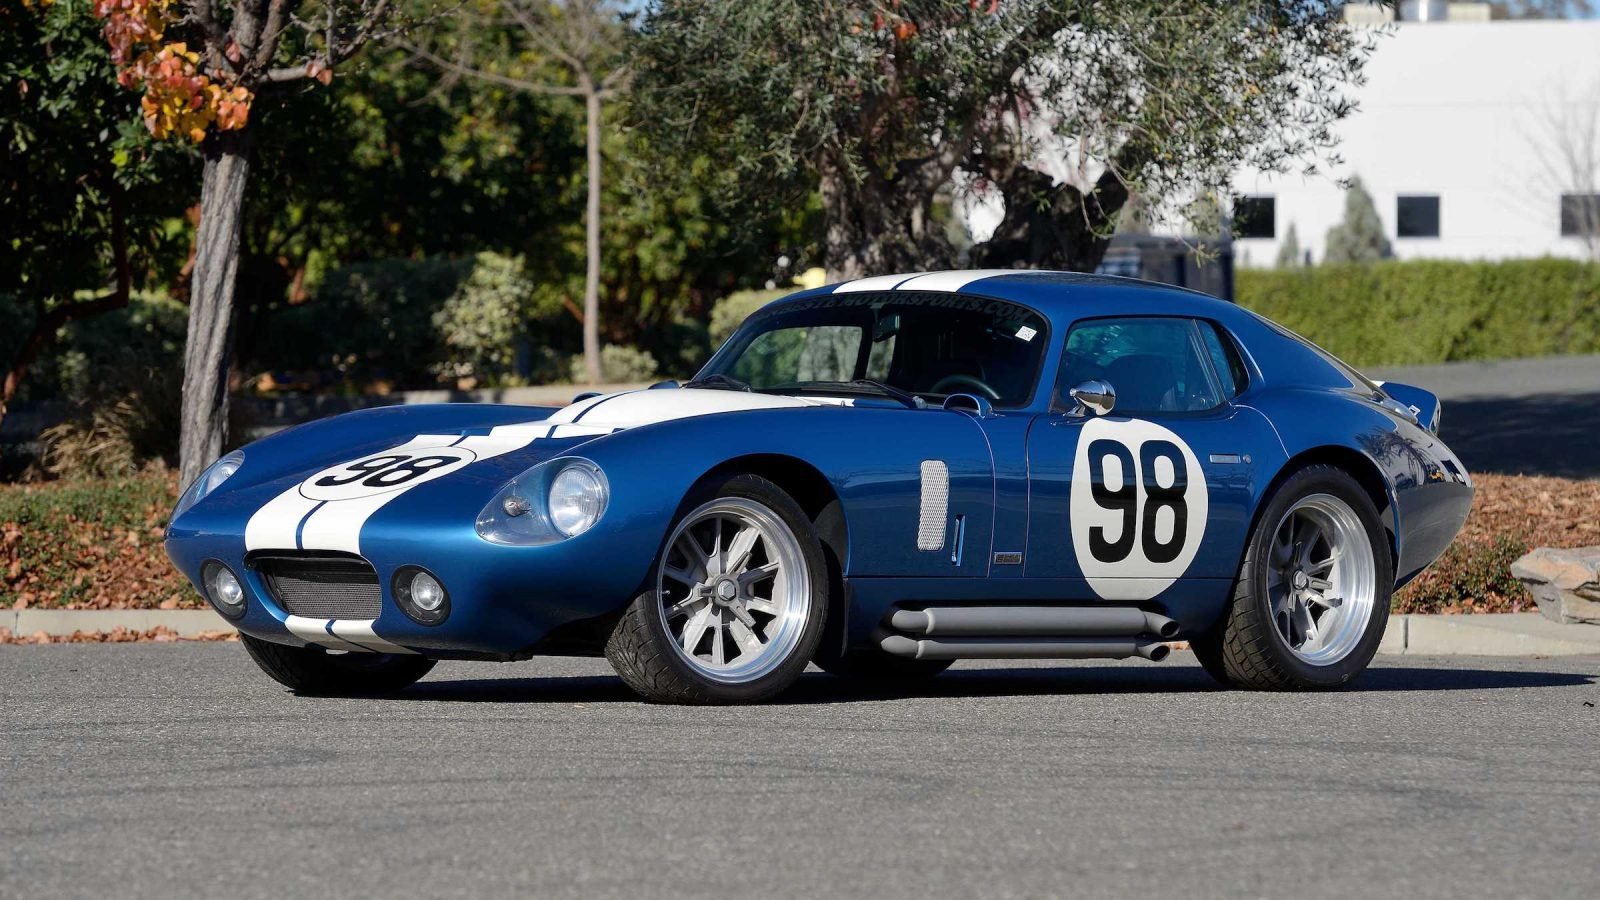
[[1252, 445, 1400, 578], [689, 453, 851, 660]]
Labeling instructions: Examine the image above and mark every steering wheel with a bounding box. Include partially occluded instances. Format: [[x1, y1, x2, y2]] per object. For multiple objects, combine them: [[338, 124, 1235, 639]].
[[929, 374, 1000, 401]]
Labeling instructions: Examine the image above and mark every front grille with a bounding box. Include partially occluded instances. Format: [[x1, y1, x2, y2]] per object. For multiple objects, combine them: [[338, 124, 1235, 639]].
[[256, 555, 382, 620]]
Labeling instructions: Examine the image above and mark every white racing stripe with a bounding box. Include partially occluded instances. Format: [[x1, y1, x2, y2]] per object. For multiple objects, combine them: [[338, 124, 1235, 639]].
[[546, 389, 831, 428], [892, 269, 1022, 292], [329, 619, 415, 654], [283, 615, 418, 654], [832, 269, 1029, 294], [244, 490, 322, 551], [284, 615, 372, 652], [833, 273, 923, 292]]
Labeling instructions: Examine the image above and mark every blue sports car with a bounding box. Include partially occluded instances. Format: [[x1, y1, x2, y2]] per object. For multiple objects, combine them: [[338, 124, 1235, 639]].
[[166, 271, 1472, 703]]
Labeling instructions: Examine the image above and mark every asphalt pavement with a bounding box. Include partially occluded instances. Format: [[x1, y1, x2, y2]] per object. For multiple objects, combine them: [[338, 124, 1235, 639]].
[[3, 644, 1598, 899], [1370, 354, 1600, 479]]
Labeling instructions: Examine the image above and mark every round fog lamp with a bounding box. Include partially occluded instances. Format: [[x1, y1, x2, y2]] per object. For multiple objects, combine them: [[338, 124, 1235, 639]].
[[393, 566, 450, 626], [202, 562, 246, 619], [410, 571, 445, 612]]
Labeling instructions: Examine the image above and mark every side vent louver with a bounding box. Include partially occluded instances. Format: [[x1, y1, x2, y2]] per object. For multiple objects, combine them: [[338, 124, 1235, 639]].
[[918, 460, 949, 551]]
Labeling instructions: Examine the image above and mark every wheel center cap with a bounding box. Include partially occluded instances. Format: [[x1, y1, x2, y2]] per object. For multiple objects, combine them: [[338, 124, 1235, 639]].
[[713, 578, 739, 603], [1291, 570, 1309, 591]]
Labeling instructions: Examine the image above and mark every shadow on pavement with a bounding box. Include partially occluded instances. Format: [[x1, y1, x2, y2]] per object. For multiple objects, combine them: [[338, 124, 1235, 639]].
[[391, 660, 1596, 705], [1442, 391, 1600, 479]]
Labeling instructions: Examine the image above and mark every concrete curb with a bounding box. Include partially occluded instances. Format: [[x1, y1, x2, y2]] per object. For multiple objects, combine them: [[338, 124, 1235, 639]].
[[3, 609, 234, 638], [1378, 613, 1600, 656], [6, 610, 1600, 655]]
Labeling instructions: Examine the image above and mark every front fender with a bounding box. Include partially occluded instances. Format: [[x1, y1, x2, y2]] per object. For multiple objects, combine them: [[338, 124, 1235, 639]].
[[576, 406, 998, 595]]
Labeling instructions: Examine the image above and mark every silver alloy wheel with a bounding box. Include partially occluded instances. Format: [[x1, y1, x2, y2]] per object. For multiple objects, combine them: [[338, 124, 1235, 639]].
[[655, 497, 812, 684], [1266, 493, 1378, 665]]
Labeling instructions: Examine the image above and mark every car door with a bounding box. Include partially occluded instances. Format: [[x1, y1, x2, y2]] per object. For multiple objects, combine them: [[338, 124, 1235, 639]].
[[1024, 316, 1279, 603]]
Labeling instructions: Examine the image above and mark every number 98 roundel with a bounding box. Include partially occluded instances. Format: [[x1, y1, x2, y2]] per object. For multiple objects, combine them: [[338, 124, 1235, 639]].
[[1069, 417, 1209, 601]]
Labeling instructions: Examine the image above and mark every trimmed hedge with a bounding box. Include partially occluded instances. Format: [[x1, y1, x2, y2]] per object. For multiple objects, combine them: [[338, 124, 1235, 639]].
[[1235, 259, 1600, 367]]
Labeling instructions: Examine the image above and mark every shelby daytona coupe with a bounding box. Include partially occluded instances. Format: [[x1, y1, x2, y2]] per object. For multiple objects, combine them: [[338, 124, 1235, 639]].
[[166, 271, 1472, 703]]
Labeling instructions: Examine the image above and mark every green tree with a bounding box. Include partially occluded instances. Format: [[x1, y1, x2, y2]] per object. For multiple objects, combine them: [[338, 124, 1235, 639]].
[[405, 0, 629, 385], [1276, 223, 1304, 269], [630, 1, 1377, 279], [1324, 176, 1392, 264], [0, 0, 192, 426]]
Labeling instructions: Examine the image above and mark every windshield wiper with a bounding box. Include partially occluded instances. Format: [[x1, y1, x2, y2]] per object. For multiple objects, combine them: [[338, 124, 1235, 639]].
[[682, 373, 753, 392], [801, 380, 926, 409]]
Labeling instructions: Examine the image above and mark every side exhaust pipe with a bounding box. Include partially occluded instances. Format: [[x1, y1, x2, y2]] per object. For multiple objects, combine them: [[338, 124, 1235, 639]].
[[887, 606, 1179, 640], [879, 635, 1172, 662]]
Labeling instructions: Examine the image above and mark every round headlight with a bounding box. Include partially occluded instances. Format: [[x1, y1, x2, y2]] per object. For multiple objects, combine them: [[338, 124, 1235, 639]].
[[174, 451, 245, 518], [548, 463, 607, 537], [202, 561, 246, 618]]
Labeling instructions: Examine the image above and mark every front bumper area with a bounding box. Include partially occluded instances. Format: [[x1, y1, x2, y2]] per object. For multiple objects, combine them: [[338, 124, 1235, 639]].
[[165, 522, 655, 660]]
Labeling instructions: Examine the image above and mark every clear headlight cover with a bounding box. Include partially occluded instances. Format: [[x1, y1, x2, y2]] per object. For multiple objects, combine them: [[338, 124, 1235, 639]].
[[476, 458, 609, 546], [173, 451, 245, 518]]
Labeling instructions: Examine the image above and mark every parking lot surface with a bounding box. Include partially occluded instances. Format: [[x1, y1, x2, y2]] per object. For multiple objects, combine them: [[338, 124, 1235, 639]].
[[2, 644, 1597, 898]]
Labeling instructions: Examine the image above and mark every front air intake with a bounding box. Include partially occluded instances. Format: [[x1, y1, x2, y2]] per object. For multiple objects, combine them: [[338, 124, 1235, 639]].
[[255, 554, 383, 621]]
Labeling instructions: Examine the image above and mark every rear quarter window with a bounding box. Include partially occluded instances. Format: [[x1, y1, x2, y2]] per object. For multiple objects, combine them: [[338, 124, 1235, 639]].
[[1199, 322, 1249, 398]]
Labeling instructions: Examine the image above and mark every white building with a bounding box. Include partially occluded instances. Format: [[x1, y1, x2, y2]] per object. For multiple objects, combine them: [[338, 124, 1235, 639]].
[[1231, 12, 1600, 267]]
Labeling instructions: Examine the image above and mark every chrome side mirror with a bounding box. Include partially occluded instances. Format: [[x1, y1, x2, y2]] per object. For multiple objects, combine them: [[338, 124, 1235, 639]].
[[1068, 380, 1116, 417]]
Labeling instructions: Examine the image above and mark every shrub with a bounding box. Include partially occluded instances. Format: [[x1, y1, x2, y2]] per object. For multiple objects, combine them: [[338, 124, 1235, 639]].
[[432, 253, 536, 385], [1395, 535, 1531, 614], [710, 288, 788, 346], [257, 257, 474, 389], [571, 344, 660, 384], [0, 472, 192, 610], [1236, 258, 1600, 368]]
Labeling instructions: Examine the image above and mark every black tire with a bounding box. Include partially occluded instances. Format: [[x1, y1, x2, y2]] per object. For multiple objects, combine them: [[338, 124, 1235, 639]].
[[604, 473, 829, 704], [814, 649, 953, 681], [240, 633, 436, 695], [1191, 464, 1392, 691]]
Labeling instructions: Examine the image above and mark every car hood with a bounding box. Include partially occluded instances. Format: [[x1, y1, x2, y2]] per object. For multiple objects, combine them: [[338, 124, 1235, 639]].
[[546, 388, 853, 429], [182, 389, 863, 554]]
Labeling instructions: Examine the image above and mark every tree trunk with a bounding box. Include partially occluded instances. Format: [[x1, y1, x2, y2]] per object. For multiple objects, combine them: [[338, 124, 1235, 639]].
[[820, 158, 954, 282], [972, 164, 1130, 274], [581, 82, 603, 385], [178, 129, 252, 489]]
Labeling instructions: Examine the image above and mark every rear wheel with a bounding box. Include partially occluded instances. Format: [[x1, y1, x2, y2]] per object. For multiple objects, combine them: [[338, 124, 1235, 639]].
[[240, 633, 436, 695], [605, 474, 828, 704], [1192, 465, 1391, 690]]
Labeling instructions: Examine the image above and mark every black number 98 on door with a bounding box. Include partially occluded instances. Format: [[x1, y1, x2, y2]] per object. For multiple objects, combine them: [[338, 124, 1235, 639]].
[[1085, 438, 1189, 565]]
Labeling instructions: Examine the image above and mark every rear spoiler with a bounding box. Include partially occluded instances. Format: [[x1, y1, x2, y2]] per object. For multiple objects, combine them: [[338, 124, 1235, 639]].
[[1375, 381, 1442, 434]]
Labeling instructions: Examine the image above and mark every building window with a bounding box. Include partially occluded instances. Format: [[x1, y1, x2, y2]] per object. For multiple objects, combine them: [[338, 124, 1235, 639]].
[[1560, 193, 1600, 237], [1397, 195, 1440, 238], [1234, 196, 1275, 239]]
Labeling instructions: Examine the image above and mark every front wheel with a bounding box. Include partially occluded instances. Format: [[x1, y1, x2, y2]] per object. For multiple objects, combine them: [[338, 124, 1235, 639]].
[[240, 633, 436, 695], [1192, 465, 1392, 690], [605, 474, 828, 704]]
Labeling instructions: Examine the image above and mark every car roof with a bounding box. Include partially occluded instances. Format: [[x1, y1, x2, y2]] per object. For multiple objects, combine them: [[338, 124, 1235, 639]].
[[766, 270, 1243, 327]]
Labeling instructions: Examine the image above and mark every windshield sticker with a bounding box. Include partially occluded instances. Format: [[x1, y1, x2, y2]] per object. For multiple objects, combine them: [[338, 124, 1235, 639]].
[[1016, 325, 1038, 342]]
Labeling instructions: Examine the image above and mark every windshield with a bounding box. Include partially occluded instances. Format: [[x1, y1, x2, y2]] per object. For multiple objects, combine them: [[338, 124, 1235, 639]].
[[702, 293, 1049, 408]]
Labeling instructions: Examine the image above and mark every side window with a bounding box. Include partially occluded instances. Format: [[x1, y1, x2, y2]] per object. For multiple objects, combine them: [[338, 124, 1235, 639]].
[[1057, 318, 1222, 414], [1199, 322, 1249, 398]]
